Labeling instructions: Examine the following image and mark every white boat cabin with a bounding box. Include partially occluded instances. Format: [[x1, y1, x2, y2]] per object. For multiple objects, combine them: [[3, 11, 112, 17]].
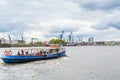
[[3, 46, 65, 56]]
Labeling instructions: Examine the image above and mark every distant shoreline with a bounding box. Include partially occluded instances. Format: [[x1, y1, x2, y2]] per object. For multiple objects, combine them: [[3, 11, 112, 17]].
[[0, 44, 119, 48], [0, 44, 46, 48]]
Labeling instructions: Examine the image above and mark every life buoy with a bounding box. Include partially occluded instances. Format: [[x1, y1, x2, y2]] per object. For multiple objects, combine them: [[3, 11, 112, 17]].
[[4, 50, 9, 56], [4, 50, 12, 56], [9, 50, 12, 56]]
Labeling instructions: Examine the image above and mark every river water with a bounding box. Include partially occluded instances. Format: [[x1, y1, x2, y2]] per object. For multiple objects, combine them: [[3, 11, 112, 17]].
[[0, 46, 120, 80]]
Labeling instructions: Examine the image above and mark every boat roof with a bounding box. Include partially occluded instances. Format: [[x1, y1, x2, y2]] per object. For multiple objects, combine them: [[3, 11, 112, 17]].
[[4, 46, 64, 51]]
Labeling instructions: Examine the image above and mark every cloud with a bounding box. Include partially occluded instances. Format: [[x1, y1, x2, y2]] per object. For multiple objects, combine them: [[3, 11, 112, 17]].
[[0, 0, 120, 41], [108, 23, 120, 30], [92, 12, 120, 30], [72, 0, 120, 10], [93, 28, 120, 41]]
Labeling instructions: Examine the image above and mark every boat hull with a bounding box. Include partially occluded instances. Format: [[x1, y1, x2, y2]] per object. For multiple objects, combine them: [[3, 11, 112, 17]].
[[1, 51, 66, 63]]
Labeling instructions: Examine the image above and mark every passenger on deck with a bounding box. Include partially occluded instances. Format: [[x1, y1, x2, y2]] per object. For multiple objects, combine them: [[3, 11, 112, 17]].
[[18, 51, 20, 55], [21, 49, 24, 55], [50, 49, 52, 53], [26, 51, 28, 55], [56, 48, 59, 53], [43, 50, 46, 57], [42, 50, 46, 54], [39, 51, 42, 54], [39, 51, 42, 55]]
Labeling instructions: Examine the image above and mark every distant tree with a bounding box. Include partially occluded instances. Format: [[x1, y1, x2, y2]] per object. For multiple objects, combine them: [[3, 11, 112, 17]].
[[35, 41, 42, 46], [50, 38, 66, 44]]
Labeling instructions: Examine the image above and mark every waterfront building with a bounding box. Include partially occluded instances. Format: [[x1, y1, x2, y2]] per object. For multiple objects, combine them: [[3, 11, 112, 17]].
[[0, 38, 7, 44], [11, 40, 24, 44], [88, 37, 94, 45], [31, 38, 38, 43], [60, 30, 65, 40]]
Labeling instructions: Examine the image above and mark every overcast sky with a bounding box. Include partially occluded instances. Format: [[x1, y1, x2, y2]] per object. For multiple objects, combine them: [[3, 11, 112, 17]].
[[0, 0, 120, 42]]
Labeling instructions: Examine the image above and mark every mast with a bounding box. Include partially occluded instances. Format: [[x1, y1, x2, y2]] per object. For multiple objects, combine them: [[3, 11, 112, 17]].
[[8, 35, 11, 44]]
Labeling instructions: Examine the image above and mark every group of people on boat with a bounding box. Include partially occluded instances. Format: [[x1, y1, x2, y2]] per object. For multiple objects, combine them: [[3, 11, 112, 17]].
[[17, 49, 47, 56], [3, 46, 65, 57]]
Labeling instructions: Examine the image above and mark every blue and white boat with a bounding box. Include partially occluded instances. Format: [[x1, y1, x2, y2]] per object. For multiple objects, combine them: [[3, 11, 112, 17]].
[[1, 46, 66, 63]]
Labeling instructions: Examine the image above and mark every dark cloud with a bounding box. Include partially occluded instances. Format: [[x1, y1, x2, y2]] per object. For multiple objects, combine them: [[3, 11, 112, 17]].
[[72, 0, 120, 10], [0, 22, 26, 34], [93, 22, 120, 30], [108, 23, 120, 30]]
